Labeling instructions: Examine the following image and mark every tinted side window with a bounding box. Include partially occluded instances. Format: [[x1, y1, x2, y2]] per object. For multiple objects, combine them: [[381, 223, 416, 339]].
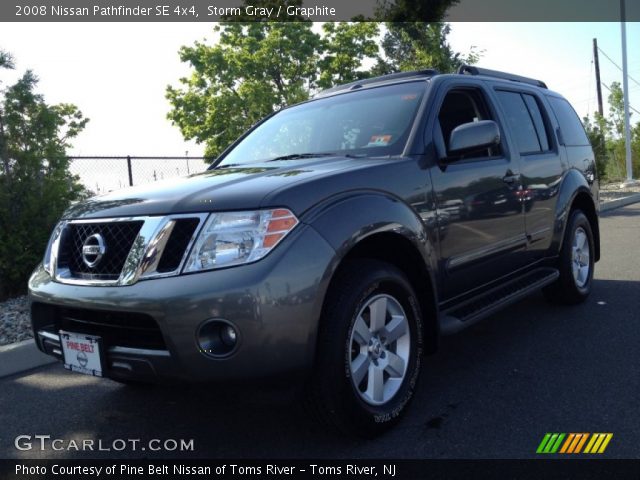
[[522, 94, 550, 151], [437, 88, 502, 158], [495, 91, 540, 154], [548, 96, 590, 146]]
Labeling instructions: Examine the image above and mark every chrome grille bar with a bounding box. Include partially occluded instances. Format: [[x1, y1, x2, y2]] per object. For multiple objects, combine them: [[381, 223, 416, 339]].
[[52, 213, 208, 286]]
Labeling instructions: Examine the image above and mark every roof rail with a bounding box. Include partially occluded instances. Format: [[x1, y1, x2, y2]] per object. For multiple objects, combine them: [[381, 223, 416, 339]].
[[457, 65, 548, 89], [315, 69, 439, 98]]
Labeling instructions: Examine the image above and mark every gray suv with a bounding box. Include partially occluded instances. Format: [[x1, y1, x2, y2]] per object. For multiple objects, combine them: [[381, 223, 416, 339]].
[[29, 66, 599, 435]]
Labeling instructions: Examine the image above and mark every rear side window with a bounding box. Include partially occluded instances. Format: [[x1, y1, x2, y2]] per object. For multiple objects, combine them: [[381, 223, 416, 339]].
[[495, 90, 542, 154], [548, 96, 590, 146]]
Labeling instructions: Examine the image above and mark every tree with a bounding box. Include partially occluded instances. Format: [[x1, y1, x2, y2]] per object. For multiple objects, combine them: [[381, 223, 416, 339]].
[[168, 20, 476, 158], [317, 22, 380, 89], [582, 81, 640, 181], [166, 22, 324, 158], [607, 81, 628, 138], [374, 22, 481, 74], [374, 0, 459, 22], [0, 50, 88, 297], [583, 112, 609, 180]]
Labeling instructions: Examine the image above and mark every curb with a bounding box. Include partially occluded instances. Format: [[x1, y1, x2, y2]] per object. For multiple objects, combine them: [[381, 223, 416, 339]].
[[600, 193, 640, 212], [0, 338, 57, 378]]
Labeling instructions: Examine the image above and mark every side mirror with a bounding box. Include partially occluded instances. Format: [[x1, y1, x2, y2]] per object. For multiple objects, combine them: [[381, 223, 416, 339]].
[[447, 120, 500, 159]]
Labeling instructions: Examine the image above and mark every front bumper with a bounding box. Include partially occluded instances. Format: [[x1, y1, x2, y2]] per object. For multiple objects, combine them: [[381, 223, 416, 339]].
[[28, 224, 335, 383]]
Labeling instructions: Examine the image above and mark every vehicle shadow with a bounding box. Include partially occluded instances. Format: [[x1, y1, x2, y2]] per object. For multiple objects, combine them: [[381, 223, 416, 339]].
[[1, 278, 639, 459]]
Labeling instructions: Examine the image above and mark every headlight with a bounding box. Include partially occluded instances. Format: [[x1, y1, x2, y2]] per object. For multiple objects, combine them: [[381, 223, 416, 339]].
[[183, 208, 299, 273], [43, 222, 65, 276]]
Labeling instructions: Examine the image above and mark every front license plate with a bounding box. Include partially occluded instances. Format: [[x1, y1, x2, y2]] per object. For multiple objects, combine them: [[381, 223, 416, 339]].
[[59, 331, 103, 377]]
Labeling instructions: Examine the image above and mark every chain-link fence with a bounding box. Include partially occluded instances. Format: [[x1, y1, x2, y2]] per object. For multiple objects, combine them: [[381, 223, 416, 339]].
[[68, 156, 214, 195]]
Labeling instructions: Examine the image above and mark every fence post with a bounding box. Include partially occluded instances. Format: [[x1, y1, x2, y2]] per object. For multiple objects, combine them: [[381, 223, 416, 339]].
[[126, 155, 133, 186]]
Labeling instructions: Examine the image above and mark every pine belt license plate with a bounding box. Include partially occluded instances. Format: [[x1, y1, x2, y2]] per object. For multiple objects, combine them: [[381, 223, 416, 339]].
[[59, 331, 103, 377]]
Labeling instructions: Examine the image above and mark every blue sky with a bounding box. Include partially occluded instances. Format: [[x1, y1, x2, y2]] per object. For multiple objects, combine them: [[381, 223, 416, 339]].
[[448, 22, 640, 121], [1, 22, 638, 157]]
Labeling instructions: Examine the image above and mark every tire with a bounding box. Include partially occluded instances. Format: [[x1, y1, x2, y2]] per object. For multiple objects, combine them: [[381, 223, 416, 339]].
[[306, 259, 424, 436], [543, 209, 595, 305]]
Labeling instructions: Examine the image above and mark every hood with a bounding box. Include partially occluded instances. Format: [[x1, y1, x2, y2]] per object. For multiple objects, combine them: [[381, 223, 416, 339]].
[[63, 156, 374, 219]]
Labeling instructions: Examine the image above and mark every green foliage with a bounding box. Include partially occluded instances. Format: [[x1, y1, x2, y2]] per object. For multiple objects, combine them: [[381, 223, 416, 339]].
[[166, 22, 324, 158], [167, 21, 477, 158], [0, 50, 88, 297], [583, 113, 608, 182], [317, 23, 380, 89], [374, 23, 480, 74], [374, 0, 459, 22], [583, 82, 639, 182], [607, 81, 626, 138]]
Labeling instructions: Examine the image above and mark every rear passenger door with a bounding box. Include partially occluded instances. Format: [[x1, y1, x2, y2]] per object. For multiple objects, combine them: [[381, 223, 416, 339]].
[[428, 79, 527, 300], [491, 87, 564, 260]]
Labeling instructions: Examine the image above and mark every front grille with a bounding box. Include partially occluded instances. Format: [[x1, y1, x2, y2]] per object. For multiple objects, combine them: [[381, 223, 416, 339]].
[[58, 221, 143, 279], [156, 218, 200, 273], [55, 306, 166, 350]]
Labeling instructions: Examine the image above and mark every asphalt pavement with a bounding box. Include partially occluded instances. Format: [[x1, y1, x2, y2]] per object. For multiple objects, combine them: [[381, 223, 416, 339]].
[[1, 204, 639, 460]]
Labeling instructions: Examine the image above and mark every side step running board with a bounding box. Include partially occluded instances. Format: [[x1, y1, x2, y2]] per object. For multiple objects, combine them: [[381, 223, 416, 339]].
[[439, 268, 559, 335]]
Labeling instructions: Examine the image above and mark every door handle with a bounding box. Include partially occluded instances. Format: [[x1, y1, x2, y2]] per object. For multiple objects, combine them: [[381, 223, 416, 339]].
[[503, 171, 520, 185]]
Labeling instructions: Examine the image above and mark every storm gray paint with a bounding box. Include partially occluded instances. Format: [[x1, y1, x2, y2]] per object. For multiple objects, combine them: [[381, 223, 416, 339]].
[[29, 224, 336, 381], [30, 72, 600, 383]]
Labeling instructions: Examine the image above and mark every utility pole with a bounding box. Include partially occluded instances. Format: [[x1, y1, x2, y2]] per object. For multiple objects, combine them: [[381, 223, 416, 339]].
[[593, 38, 604, 116], [620, 0, 635, 185]]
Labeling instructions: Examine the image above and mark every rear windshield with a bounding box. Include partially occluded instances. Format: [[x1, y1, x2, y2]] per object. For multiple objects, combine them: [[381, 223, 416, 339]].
[[218, 82, 426, 166]]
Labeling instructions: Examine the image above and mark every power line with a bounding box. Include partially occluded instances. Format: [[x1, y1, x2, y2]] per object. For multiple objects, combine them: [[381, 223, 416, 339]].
[[597, 46, 640, 89], [601, 82, 640, 116]]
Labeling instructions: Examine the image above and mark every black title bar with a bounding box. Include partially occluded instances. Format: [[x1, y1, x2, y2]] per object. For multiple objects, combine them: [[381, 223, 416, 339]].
[[2, 0, 640, 22], [2, 459, 640, 480]]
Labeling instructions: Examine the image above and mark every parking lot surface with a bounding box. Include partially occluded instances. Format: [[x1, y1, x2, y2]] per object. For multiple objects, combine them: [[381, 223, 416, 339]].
[[1, 204, 639, 459]]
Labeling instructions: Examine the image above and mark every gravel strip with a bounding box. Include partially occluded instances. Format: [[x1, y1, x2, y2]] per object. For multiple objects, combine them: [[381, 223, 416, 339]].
[[0, 295, 32, 346], [600, 181, 640, 202]]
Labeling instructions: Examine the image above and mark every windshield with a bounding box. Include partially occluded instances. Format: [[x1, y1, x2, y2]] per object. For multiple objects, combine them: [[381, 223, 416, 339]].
[[217, 81, 426, 167]]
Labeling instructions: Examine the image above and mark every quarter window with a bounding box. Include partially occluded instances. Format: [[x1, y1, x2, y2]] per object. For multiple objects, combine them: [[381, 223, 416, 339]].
[[548, 96, 590, 146]]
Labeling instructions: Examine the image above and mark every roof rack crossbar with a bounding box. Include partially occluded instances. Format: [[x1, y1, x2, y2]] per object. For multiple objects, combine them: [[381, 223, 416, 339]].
[[315, 69, 439, 98], [457, 65, 548, 89]]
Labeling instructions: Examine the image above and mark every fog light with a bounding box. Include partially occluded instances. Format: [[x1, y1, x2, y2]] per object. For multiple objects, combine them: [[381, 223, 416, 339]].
[[197, 320, 239, 357]]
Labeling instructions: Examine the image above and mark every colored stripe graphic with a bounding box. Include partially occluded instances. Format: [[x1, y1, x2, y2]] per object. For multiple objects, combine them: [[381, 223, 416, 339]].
[[536, 433, 552, 453], [559, 433, 575, 453], [574, 433, 589, 453], [538, 433, 613, 454], [584, 433, 614, 454], [536, 433, 565, 453]]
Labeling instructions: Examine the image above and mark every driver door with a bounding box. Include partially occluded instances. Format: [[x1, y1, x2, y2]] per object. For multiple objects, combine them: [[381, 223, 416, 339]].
[[428, 81, 527, 301]]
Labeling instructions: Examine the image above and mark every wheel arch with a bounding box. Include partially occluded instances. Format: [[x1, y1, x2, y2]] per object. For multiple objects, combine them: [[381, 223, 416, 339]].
[[306, 192, 440, 355], [551, 169, 600, 262], [329, 232, 439, 354]]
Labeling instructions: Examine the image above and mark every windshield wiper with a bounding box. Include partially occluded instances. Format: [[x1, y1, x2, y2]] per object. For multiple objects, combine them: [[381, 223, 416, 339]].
[[267, 152, 337, 161], [268, 152, 370, 161]]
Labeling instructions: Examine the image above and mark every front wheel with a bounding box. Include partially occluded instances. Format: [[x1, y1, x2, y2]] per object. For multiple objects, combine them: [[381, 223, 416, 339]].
[[544, 209, 595, 304], [306, 259, 423, 436]]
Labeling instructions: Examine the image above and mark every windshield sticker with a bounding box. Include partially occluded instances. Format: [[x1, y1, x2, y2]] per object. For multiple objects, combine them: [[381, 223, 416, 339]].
[[402, 94, 418, 100], [367, 135, 392, 147]]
